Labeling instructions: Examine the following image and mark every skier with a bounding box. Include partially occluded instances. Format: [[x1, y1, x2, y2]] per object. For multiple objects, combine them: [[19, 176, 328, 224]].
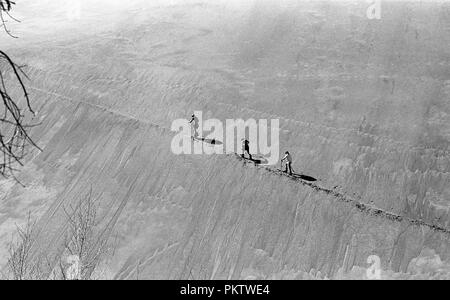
[[241, 139, 252, 160], [189, 114, 199, 139], [281, 151, 293, 175]]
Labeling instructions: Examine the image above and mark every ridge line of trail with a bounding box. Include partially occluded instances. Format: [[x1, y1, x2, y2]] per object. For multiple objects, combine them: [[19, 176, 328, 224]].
[[30, 86, 450, 236], [29, 86, 172, 133], [233, 155, 450, 236]]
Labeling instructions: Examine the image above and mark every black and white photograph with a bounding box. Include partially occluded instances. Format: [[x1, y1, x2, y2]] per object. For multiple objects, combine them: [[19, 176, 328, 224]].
[[0, 0, 449, 285]]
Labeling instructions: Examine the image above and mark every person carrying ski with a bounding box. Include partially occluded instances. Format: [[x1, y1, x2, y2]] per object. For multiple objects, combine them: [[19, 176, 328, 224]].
[[241, 139, 252, 160], [281, 151, 293, 175], [189, 114, 199, 139]]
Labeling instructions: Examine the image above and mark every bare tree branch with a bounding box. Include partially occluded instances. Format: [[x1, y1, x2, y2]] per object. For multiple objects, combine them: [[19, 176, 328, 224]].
[[0, 1, 18, 38], [6, 212, 38, 280], [0, 2, 42, 182], [62, 189, 110, 280], [5, 193, 116, 280]]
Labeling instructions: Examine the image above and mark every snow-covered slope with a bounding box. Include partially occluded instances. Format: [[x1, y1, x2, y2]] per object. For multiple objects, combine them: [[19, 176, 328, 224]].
[[0, 0, 449, 279]]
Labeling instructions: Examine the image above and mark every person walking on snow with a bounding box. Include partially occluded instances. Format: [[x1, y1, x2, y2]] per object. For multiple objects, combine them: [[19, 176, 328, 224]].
[[281, 151, 293, 175], [189, 114, 199, 139], [241, 139, 252, 160]]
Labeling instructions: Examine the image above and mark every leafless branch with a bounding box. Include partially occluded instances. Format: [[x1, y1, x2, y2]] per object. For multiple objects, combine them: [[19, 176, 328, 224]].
[[0, 0, 42, 182], [61, 190, 110, 280], [0, 1, 18, 38], [5, 192, 115, 280], [6, 212, 39, 280]]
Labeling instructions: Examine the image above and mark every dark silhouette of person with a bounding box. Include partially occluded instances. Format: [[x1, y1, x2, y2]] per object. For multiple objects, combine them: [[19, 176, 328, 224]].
[[189, 114, 199, 139], [241, 139, 252, 160], [281, 151, 293, 175]]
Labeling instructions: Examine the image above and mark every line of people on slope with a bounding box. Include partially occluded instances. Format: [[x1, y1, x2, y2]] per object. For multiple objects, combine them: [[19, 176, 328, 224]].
[[189, 114, 294, 175], [241, 139, 293, 175]]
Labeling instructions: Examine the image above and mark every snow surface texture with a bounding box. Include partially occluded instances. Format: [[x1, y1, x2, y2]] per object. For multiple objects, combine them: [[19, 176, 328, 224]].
[[0, 0, 449, 279]]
